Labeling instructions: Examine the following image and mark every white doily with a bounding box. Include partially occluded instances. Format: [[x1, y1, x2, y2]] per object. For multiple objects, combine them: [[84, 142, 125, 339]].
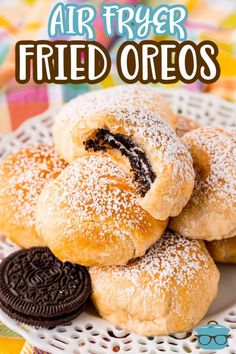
[[0, 89, 235, 354]]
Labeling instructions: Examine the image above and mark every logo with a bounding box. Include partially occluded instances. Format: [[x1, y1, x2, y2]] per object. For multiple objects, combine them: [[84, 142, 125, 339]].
[[195, 321, 230, 350]]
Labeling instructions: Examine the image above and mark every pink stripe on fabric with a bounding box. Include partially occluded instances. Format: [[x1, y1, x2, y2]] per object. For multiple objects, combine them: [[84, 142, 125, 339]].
[[7, 84, 48, 104], [6, 82, 49, 130]]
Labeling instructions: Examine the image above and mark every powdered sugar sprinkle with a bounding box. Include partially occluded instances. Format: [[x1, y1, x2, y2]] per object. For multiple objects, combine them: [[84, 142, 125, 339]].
[[0, 145, 67, 227]]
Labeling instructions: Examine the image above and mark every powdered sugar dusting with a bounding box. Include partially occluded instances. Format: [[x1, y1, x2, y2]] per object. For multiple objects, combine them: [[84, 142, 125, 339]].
[[56, 84, 174, 128], [0, 145, 68, 227], [55, 85, 193, 193], [183, 127, 236, 208], [44, 154, 154, 240], [91, 230, 210, 300], [103, 105, 194, 184]]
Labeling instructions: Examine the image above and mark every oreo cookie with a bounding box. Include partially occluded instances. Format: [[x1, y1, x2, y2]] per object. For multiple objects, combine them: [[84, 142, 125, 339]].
[[85, 128, 156, 197], [0, 247, 91, 328]]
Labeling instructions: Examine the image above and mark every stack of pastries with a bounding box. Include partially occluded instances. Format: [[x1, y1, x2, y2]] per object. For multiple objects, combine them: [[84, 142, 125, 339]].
[[0, 85, 235, 336]]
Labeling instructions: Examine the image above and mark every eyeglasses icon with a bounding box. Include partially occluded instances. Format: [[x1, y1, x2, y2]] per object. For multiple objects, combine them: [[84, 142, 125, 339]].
[[196, 334, 230, 346], [195, 321, 231, 350]]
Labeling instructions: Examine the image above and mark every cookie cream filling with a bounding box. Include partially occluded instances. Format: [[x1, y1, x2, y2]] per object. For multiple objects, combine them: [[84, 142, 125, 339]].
[[84, 129, 156, 196]]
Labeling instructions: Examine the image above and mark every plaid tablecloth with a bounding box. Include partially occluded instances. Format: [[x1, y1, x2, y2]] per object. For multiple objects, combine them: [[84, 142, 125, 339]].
[[0, 0, 236, 353], [0, 0, 236, 137]]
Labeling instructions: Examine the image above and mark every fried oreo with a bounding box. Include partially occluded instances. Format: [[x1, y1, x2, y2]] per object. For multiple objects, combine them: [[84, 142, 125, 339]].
[[0, 247, 91, 328]]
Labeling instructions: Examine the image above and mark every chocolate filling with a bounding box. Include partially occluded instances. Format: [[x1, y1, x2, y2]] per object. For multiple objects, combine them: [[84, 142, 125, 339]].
[[84, 129, 156, 196]]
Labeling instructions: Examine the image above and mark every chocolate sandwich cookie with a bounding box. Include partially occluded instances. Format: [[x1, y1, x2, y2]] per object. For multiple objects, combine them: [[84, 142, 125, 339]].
[[0, 247, 91, 328], [85, 129, 156, 196]]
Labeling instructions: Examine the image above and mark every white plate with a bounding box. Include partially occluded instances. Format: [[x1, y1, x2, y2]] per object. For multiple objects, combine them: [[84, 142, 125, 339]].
[[0, 89, 236, 354]]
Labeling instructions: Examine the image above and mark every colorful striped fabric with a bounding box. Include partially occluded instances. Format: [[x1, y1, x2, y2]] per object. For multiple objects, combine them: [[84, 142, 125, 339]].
[[0, 323, 25, 354], [0, 0, 236, 136], [0, 0, 235, 135]]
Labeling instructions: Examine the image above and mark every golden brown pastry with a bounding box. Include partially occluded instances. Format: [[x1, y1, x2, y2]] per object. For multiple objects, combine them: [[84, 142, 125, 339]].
[[207, 236, 236, 263], [170, 127, 236, 241], [0, 145, 68, 248], [54, 100, 194, 220], [90, 230, 219, 336], [176, 115, 201, 138], [36, 154, 167, 266], [53, 85, 176, 163]]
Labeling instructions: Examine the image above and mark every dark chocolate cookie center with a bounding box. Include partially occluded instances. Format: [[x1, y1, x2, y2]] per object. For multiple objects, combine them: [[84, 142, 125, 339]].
[[84, 129, 156, 196], [0, 248, 91, 312]]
